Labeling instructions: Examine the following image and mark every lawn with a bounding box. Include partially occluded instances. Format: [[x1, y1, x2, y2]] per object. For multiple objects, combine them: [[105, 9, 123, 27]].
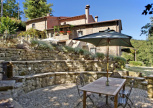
[[125, 65, 153, 76]]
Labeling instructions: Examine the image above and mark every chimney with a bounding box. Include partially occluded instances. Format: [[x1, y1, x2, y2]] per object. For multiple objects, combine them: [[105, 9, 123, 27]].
[[85, 5, 90, 23], [47, 13, 50, 16], [95, 16, 98, 22]]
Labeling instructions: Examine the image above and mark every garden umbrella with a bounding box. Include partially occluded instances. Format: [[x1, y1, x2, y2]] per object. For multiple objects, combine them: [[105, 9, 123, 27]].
[[73, 29, 133, 85]]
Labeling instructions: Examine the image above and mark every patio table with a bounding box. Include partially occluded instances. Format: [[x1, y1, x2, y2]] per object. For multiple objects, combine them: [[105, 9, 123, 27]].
[[79, 77, 126, 108]]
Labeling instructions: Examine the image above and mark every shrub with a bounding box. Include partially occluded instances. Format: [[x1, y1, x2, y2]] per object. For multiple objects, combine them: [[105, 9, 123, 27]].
[[83, 50, 95, 60], [121, 52, 134, 62], [113, 56, 126, 68], [74, 48, 84, 54], [95, 52, 104, 61], [31, 40, 38, 47], [64, 46, 75, 52], [129, 61, 144, 66], [57, 45, 68, 52], [31, 40, 54, 51]]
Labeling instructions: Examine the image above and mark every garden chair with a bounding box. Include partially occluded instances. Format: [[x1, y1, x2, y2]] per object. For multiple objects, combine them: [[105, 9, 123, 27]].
[[110, 79, 135, 108], [109, 72, 122, 78], [75, 73, 95, 108], [119, 79, 135, 106]]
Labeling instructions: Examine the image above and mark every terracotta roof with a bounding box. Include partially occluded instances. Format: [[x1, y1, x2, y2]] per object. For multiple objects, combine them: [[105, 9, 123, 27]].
[[59, 14, 86, 22], [58, 16, 70, 19], [89, 15, 95, 22], [47, 19, 122, 30], [75, 19, 121, 26], [25, 15, 78, 24], [26, 16, 47, 24]]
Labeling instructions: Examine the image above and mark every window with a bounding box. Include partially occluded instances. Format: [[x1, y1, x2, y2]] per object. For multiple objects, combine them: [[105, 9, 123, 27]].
[[78, 31, 83, 37], [32, 23, 35, 28], [90, 48, 96, 54]]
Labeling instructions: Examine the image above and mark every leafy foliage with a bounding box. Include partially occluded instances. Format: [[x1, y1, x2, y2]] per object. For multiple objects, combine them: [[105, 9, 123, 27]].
[[122, 38, 153, 66], [121, 52, 134, 62], [0, 0, 23, 19], [74, 47, 84, 54], [23, 0, 53, 19], [129, 61, 144, 66], [113, 56, 126, 68], [0, 17, 17, 34], [95, 52, 104, 61], [18, 28, 47, 39], [142, 4, 153, 15], [141, 17, 153, 38], [64, 46, 75, 53], [31, 40, 54, 50]]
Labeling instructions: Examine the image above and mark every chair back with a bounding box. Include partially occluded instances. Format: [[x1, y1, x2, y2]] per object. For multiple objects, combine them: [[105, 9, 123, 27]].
[[127, 79, 135, 96], [110, 72, 122, 78], [76, 74, 85, 97]]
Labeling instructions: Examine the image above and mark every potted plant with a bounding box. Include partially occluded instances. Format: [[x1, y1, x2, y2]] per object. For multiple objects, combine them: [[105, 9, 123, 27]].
[[60, 31, 65, 34], [67, 31, 72, 35]]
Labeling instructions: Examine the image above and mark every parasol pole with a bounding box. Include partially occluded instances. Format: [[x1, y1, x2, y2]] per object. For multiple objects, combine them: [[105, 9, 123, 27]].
[[106, 39, 110, 86]]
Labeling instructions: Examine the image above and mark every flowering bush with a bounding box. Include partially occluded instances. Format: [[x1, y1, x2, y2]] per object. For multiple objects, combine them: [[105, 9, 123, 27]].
[[60, 31, 65, 34], [67, 31, 72, 34]]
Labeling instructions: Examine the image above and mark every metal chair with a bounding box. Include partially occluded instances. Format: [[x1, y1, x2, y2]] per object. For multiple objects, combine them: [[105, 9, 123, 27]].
[[75, 73, 95, 108], [118, 79, 135, 107], [110, 79, 135, 108], [110, 72, 122, 78]]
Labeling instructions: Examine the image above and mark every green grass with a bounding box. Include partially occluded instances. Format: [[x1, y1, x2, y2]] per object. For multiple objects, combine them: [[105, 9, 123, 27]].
[[125, 65, 153, 76]]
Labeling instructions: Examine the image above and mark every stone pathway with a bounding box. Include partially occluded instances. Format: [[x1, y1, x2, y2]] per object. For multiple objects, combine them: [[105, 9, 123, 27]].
[[14, 83, 153, 108]]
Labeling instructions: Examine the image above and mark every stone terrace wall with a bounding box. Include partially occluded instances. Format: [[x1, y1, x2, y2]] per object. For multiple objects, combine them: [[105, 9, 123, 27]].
[[12, 71, 147, 97], [9, 60, 114, 76], [12, 72, 115, 95], [0, 48, 94, 61]]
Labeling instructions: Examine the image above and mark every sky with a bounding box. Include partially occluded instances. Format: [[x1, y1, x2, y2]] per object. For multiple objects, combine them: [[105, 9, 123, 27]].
[[19, 0, 152, 40]]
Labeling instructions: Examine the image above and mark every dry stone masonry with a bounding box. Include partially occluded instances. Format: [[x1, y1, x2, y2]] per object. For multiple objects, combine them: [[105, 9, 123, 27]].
[[0, 48, 153, 103]]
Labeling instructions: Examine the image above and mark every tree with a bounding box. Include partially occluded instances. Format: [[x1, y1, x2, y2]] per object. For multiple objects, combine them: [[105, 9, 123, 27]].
[[0, 0, 23, 19], [141, 17, 153, 39], [0, 17, 17, 34], [23, 0, 53, 19], [142, 4, 153, 15]]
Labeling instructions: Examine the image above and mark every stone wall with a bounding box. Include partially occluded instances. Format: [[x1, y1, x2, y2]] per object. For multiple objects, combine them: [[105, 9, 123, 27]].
[[11, 72, 115, 96], [0, 48, 152, 99], [0, 48, 97, 61], [26, 18, 47, 31], [146, 76, 153, 98], [12, 71, 148, 98], [7, 60, 114, 76]]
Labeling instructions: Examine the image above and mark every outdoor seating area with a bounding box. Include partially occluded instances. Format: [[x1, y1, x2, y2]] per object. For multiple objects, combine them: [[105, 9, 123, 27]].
[[1, 0, 153, 108], [14, 82, 153, 108]]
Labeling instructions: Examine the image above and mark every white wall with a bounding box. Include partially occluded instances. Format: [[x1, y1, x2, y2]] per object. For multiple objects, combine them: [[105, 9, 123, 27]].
[[60, 19, 86, 25]]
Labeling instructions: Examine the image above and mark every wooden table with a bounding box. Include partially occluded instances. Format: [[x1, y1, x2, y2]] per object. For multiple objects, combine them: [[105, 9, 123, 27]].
[[79, 77, 126, 108]]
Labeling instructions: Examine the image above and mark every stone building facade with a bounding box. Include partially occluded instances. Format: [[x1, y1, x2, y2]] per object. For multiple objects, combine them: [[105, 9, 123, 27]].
[[26, 5, 122, 56]]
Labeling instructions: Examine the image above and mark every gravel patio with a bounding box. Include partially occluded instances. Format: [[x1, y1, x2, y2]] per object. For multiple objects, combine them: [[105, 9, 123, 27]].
[[14, 83, 153, 108]]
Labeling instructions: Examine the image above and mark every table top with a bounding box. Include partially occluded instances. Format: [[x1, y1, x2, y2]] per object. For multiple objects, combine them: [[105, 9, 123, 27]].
[[79, 77, 126, 96]]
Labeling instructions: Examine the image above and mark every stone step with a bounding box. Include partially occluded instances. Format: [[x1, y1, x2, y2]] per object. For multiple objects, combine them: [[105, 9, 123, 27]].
[[0, 80, 15, 91], [0, 98, 23, 108], [141, 81, 148, 86], [0, 91, 12, 100], [14, 82, 23, 89]]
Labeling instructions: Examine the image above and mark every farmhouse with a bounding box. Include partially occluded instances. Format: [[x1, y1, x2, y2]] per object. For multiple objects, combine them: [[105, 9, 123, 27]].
[[26, 5, 122, 56]]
